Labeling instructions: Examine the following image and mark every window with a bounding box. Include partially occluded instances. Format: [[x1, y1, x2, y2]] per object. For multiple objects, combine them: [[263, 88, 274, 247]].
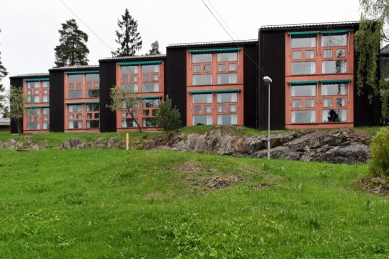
[[289, 84, 317, 123], [27, 108, 48, 130], [26, 80, 50, 103], [120, 63, 161, 93], [290, 36, 317, 75], [217, 52, 238, 84], [67, 73, 100, 99], [321, 83, 348, 123], [322, 33, 348, 74], [67, 103, 100, 130]]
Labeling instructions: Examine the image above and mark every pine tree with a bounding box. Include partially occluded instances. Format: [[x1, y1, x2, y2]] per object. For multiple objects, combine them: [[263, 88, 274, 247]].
[[148, 40, 161, 55], [54, 19, 89, 67], [112, 9, 142, 57], [153, 95, 182, 132], [0, 29, 8, 115]]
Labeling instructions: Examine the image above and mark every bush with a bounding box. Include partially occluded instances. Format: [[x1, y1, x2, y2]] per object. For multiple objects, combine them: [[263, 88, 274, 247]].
[[153, 95, 182, 132], [368, 127, 389, 175]]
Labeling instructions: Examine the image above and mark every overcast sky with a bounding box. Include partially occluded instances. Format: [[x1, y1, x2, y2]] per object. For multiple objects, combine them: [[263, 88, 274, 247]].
[[0, 0, 361, 89]]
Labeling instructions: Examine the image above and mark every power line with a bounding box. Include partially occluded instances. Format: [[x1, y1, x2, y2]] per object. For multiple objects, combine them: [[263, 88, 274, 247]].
[[201, 0, 266, 74], [59, 0, 113, 52]]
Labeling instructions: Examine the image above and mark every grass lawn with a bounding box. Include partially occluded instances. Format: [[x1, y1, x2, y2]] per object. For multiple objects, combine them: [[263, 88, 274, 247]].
[[0, 148, 388, 258]]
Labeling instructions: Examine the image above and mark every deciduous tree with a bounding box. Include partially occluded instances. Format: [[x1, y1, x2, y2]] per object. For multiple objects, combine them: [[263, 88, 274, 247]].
[[0, 29, 8, 116], [7, 86, 26, 135], [112, 9, 142, 57], [54, 19, 89, 67]]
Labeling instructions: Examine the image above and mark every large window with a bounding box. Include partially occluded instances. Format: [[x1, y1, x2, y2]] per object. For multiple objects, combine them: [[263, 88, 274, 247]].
[[290, 35, 317, 75], [67, 73, 100, 99], [26, 80, 50, 103], [26, 107, 50, 130], [120, 63, 161, 93], [290, 84, 317, 123], [67, 103, 100, 129], [24, 78, 50, 131]]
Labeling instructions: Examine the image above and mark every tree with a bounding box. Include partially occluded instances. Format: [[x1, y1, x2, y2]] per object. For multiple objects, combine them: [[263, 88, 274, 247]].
[[355, 0, 389, 123], [153, 95, 182, 132], [0, 29, 8, 116], [54, 19, 89, 67], [7, 86, 26, 135], [148, 40, 161, 55], [107, 85, 143, 132], [112, 8, 142, 57]]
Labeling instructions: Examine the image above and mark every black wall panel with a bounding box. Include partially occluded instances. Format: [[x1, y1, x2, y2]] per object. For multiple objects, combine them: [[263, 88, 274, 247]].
[[9, 78, 24, 134], [49, 71, 65, 132], [166, 48, 187, 126], [258, 30, 286, 130], [99, 61, 117, 132], [243, 43, 259, 128]]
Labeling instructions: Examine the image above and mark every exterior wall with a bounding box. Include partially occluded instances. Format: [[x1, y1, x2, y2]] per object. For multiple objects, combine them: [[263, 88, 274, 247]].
[[166, 48, 187, 127], [9, 77, 24, 134], [258, 30, 286, 130], [243, 43, 259, 128], [49, 71, 65, 132], [99, 61, 117, 132]]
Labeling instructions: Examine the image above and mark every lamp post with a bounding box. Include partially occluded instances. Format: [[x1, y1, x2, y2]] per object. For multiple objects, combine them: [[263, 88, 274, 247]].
[[263, 76, 272, 159]]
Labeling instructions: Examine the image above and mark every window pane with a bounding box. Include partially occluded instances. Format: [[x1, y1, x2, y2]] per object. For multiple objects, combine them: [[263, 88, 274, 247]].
[[122, 76, 128, 82], [143, 118, 155, 127], [217, 73, 237, 84], [192, 75, 212, 85], [194, 106, 201, 113], [28, 122, 40, 130], [68, 105, 82, 112], [324, 98, 333, 107], [291, 110, 316, 123], [151, 75, 158, 81], [324, 50, 332, 58], [94, 82, 99, 88], [142, 83, 159, 92], [68, 121, 82, 129], [217, 114, 237, 125], [218, 105, 226, 112], [28, 96, 40, 102], [42, 81, 50, 88], [193, 94, 212, 104], [121, 119, 138, 128], [204, 105, 211, 112], [305, 99, 314, 108], [87, 120, 100, 128], [322, 109, 347, 122], [336, 98, 346, 107], [27, 82, 37, 88], [305, 50, 314, 59], [130, 76, 137, 82], [322, 34, 347, 46], [87, 82, 92, 88], [229, 104, 236, 112], [293, 99, 302, 108], [143, 110, 150, 116], [217, 93, 237, 102], [218, 64, 226, 71], [122, 84, 138, 93], [43, 122, 50, 130], [291, 62, 316, 75], [228, 64, 236, 71], [86, 104, 99, 111], [142, 65, 159, 73], [192, 54, 212, 63], [193, 65, 201, 72], [68, 91, 82, 98], [43, 108, 50, 114], [336, 49, 346, 58], [43, 95, 49, 102], [322, 60, 347, 73], [322, 84, 347, 95], [121, 66, 138, 74], [69, 83, 74, 89], [68, 74, 82, 82], [142, 99, 159, 108], [27, 108, 39, 115], [291, 85, 316, 96], [86, 74, 99, 80], [193, 115, 212, 125], [76, 83, 82, 89], [217, 52, 237, 62], [143, 75, 149, 82], [204, 65, 211, 72], [293, 51, 302, 59], [291, 37, 316, 48]]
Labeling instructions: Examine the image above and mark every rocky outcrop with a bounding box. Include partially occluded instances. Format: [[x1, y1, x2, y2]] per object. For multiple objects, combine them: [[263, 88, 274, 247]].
[[143, 127, 371, 164]]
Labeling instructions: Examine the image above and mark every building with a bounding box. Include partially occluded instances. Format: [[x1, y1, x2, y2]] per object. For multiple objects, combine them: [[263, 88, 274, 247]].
[[9, 21, 381, 134]]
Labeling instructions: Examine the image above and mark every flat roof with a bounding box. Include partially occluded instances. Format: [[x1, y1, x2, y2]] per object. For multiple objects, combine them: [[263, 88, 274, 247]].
[[168, 39, 257, 48], [9, 73, 49, 79], [99, 54, 166, 62], [260, 21, 359, 31], [49, 65, 99, 71]]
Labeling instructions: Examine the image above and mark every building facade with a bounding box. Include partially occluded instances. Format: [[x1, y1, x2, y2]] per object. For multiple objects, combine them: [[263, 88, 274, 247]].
[[9, 21, 381, 134]]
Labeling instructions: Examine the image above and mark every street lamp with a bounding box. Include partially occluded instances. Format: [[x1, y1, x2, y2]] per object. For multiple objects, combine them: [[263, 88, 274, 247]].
[[263, 76, 272, 159]]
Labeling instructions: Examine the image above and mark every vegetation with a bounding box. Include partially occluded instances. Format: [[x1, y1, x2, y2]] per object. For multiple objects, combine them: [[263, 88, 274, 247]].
[[368, 126, 389, 175], [54, 19, 89, 67], [112, 8, 142, 57], [355, 0, 389, 124], [153, 95, 182, 132], [148, 40, 161, 55], [1, 148, 389, 258], [0, 28, 8, 116], [6, 86, 25, 135], [107, 85, 143, 132]]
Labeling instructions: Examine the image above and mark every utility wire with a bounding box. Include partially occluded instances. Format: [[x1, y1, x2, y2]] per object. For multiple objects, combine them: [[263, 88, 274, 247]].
[[59, 0, 114, 52], [201, 0, 265, 74]]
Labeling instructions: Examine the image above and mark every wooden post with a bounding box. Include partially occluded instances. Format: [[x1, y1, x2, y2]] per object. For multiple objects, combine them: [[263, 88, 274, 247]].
[[126, 133, 129, 150]]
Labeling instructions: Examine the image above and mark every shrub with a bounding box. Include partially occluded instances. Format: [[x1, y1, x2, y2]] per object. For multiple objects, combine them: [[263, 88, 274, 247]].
[[368, 127, 389, 175], [153, 95, 182, 132]]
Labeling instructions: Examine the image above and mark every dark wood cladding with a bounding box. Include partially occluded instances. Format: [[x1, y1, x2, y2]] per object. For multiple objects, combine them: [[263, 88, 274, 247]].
[[9, 78, 24, 134], [354, 51, 381, 126], [258, 30, 286, 130], [166, 48, 187, 126], [243, 43, 259, 128], [49, 71, 65, 132], [99, 61, 117, 132]]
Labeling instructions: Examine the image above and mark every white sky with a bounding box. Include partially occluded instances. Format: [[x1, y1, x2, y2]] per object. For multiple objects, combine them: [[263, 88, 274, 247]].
[[0, 0, 360, 90]]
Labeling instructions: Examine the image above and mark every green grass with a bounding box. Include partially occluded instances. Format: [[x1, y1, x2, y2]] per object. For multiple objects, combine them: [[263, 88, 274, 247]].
[[1, 149, 388, 258]]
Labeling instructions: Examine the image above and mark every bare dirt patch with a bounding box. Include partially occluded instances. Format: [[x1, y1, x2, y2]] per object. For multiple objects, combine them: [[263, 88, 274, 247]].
[[175, 161, 201, 172], [246, 183, 277, 189], [203, 175, 239, 190], [360, 176, 389, 195]]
